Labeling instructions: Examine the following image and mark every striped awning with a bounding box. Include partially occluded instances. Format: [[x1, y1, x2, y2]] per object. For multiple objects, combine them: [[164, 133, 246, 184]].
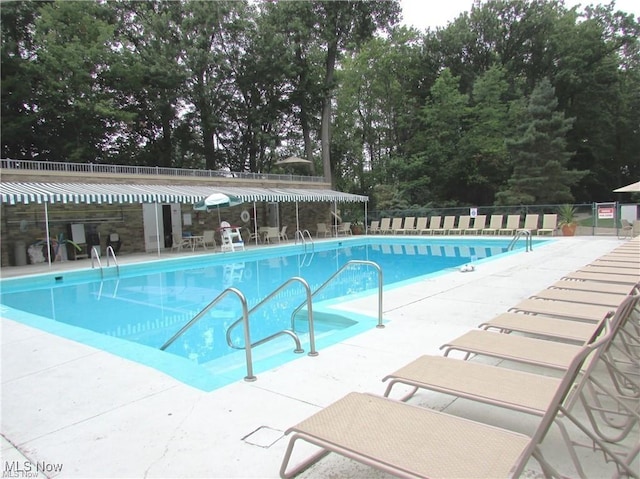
[[0, 182, 368, 205]]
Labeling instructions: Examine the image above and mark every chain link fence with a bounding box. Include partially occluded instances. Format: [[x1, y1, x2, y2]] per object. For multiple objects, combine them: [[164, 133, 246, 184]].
[[367, 202, 639, 237]]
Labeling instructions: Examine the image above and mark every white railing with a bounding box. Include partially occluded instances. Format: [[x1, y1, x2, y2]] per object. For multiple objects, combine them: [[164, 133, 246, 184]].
[[0, 158, 325, 183]]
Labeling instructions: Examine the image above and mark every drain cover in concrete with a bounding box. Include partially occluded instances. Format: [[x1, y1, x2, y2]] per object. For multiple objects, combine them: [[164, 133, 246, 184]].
[[242, 426, 283, 448]]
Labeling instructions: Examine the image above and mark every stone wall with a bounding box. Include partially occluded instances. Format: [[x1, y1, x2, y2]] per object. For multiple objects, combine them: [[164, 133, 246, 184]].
[[0, 199, 342, 267]]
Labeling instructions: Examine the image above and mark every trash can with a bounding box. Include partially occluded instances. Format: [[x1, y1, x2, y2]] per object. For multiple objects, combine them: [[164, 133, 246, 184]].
[[14, 241, 27, 266]]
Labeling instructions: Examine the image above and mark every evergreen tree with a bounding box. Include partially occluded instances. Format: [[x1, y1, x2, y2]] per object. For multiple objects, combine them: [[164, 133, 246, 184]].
[[496, 78, 586, 205]]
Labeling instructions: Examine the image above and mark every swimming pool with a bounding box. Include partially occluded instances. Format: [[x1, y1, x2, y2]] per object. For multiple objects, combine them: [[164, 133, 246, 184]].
[[0, 237, 540, 390]]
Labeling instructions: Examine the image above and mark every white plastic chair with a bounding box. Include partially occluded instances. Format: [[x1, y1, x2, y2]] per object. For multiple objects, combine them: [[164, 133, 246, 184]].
[[316, 223, 329, 238], [171, 233, 190, 252], [264, 227, 280, 244], [336, 222, 351, 236], [202, 230, 216, 250]]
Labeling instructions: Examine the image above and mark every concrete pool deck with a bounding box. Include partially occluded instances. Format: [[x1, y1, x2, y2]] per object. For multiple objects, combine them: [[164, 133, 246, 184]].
[[1, 236, 638, 478]]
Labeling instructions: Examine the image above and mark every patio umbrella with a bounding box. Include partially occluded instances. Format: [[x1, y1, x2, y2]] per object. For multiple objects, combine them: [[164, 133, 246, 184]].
[[193, 193, 243, 223], [613, 181, 640, 193], [275, 156, 313, 166]]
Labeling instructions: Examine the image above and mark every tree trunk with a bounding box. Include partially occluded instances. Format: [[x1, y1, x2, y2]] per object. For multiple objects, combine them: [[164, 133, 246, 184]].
[[321, 41, 338, 187], [300, 106, 316, 176]]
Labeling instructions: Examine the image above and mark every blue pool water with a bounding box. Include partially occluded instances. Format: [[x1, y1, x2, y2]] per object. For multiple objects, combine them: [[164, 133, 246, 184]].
[[0, 237, 540, 390]]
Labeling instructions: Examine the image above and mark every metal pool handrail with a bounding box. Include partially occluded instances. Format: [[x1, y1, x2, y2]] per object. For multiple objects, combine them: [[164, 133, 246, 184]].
[[91, 246, 120, 278], [160, 287, 257, 382], [106, 245, 120, 275], [225, 276, 317, 357], [508, 229, 533, 252], [91, 247, 102, 270], [290, 260, 384, 330], [295, 229, 315, 253]]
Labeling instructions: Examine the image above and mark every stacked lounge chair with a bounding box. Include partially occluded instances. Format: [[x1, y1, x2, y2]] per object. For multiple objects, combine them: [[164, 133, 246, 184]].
[[279, 237, 640, 479]]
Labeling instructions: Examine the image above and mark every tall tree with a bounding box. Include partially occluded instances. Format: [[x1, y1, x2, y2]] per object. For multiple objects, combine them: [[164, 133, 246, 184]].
[[436, 0, 565, 95], [457, 65, 512, 205], [260, 1, 324, 174], [333, 27, 424, 196], [397, 68, 470, 205], [551, 3, 640, 200], [311, 0, 400, 186], [24, 1, 125, 162], [111, 1, 187, 167], [178, 0, 243, 170], [0, 1, 47, 160], [496, 78, 586, 205]]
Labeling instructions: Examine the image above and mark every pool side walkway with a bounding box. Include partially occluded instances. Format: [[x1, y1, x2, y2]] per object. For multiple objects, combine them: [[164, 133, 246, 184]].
[[1, 236, 637, 478]]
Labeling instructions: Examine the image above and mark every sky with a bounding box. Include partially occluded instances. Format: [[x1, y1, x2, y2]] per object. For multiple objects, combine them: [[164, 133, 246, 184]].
[[400, 0, 640, 31]]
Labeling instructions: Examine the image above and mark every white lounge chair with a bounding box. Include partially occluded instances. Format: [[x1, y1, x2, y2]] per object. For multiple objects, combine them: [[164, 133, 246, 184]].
[[449, 215, 470, 234], [423, 216, 441, 234], [498, 214, 521, 235], [390, 218, 403, 234], [538, 214, 558, 235], [521, 214, 539, 234], [464, 215, 486, 235], [378, 218, 392, 234], [399, 216, 416, 234], [437, 215, 455, 234], [171, 233, 191, 252], [414, 217, 428, 234], [619, 219, 633, 239], [280, 314, 623, 479], [482, 214, 503, 235]]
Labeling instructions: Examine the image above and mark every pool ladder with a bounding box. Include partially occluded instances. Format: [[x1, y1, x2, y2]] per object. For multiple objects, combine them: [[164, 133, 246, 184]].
[[508, 229, 533, 252], [160, 259, 384, 382], [160, 279, 314, 382], [295, 229, 314, 252], [290, 260, 384, 330], [91, 245, 120, 277], [224, 276, 317, 356]]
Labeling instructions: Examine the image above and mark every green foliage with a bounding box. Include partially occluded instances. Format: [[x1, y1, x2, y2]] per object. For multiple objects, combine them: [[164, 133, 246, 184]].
[[399, 69, 469, 205], [557, 204, 578, 226], [495, 78, 587, 205], [1, 0, 639, 206]]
